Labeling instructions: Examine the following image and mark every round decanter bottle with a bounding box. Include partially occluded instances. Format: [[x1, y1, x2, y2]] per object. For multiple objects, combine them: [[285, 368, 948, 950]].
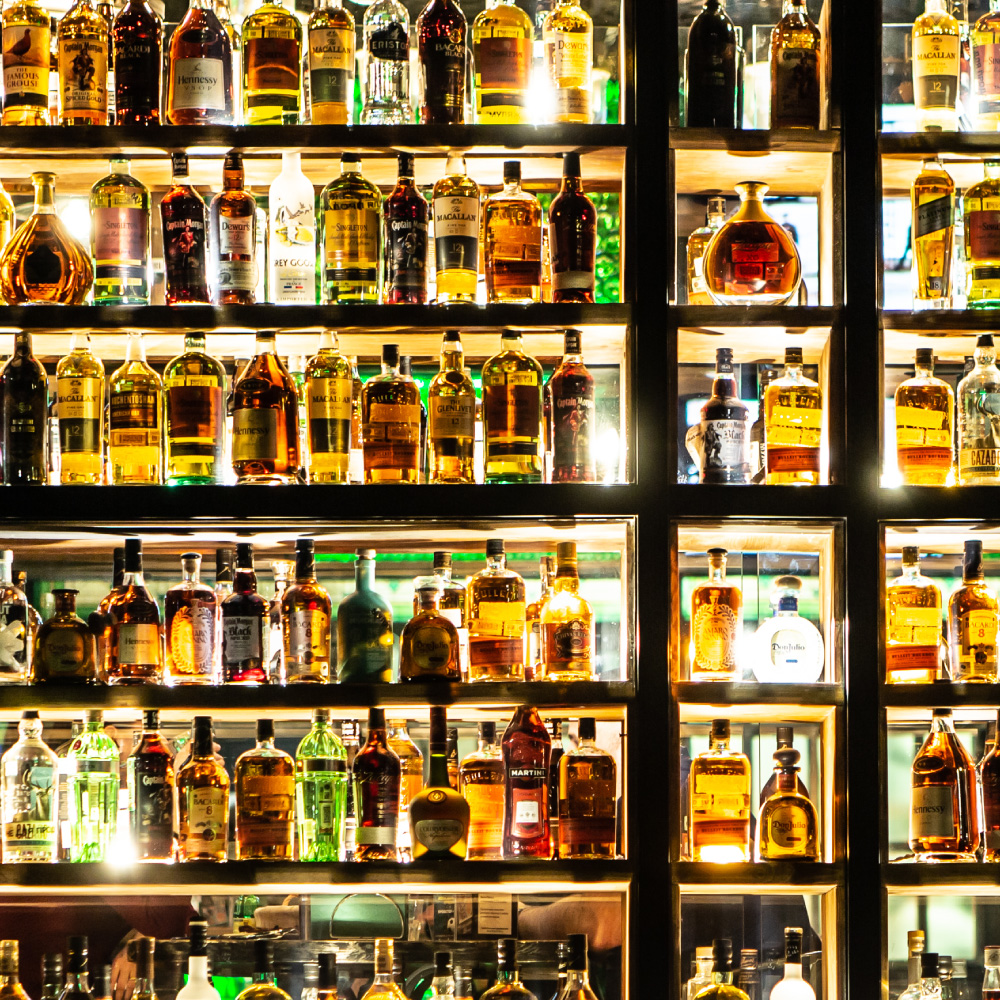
[[703, 181, 802, 306]]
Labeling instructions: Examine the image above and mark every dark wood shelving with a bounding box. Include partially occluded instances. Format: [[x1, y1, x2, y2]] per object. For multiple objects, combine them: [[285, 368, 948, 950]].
[[880, 132, 1000, 156], [673, 682, 844, 707], [883, 683, 1000, 709], [672, 861, 844, 888], [877, 486, 1000, 521], [881, 862, 1000, 890], [669, 128, 841, 153], [671, 305, 840, 329], [667, 485, 850, 519], [882, 310, 1000, 332]]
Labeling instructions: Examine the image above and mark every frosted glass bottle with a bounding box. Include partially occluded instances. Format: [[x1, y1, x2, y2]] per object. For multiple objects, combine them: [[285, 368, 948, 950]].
[[750, 595, 824, 683]]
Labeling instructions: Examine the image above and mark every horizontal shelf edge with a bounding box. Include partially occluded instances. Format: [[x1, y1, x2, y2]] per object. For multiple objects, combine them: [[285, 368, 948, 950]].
[[673, 682, 844, 707], [672, 305, 840, 330], [672, 860, 843, 890], [670, 128, 841, 153]]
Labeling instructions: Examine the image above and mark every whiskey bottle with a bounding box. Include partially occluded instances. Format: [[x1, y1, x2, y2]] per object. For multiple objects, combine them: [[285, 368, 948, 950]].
[[958, 334, 1000, 483], [558, 718, 616, 858], [763, 347, 822, 485], [210, 151, 257, 304], [480, 940, 538, 1000], [485, 161, 543, 304], [769, 0, 821, 129], [241, 0, 301, 123], [548, 153, 596, 302], [895, 348, 954, 485], [58, 939, 95, 1000], [468, 539, 527, 681], [526, 555, 553, 678], [337, 549, 393, 683], [767, 932, 815, 1000], [758, 754, 819, 860], [1, 333, 47, 486], [112, 0, 161, 123], [543, 0, 592, 122], [361, 343, 421, 483], [1, 0, 50, 124], [307, 0, 354, 123], [231, 330, 301, 483], [426, 331, 476, 482], [913, 0, 961, 132], [689, 719, 751, 862], [416, 0, 467, 124], [177, 716, 230, 862], [386, 719, 422, 861], [539, 541, 594, 681], [972, 4, 1000, 129], [90, 157, 151, 305], [948, 538, 999, 681], [235, 718, 295, 859], [963, 159, 1000, 307], [735, 950, 759, 1000], [687, 197, 727, 305], [684, 0, 739, 128], [220, 543, 269, 684], [361, 0, 411, 123], [167, 0, 234, 123], [886, 546, 943, 683], [32, 589, 99, 683], [349, 355, 364, 480], [460, 720, 504, 859], [501, 704, 550, 857], [472, 0, 531, 123], [400, 585, 461, 681], [384, 153, 429, 304], [234, 942, 293, 1000], [393, 355, 424, 474], [160, 154, 210, 305], [295, 707, 347, 861], [108, 331, 162, 485], [980, 710, 1000, 859], [433, 155, 481, 304], [361, 941, 408, 1000], [911, 157, 955, 308], [685, 348, 750, 484], [428, 954, 455, 1000], [909, 708, 980, 859], [546, 329, 596, 482], [353, 707, 401, 861], [690, 548, 742, 680], [268, 151, 317, 304], [282, 538, 332, 682], [126, 709, 176, 862], [66, 710, 119, 861], [107, 538, 162, 685], [165, 553, 218, 685], [57, 0, 108, 124], [304, 329, 351, 483], [0, 711, 59, 861]]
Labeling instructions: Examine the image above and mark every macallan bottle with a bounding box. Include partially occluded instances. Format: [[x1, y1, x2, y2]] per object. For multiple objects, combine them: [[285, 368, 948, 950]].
[[948, 538, 999, 682], [467, 538, 527, 681], [221, 542, 269, 684], [308, 0, 354, 124], [108, 331, 162, 485], [684, 0, 739, 127], [416, 0, 467, 124], [282, 537, 332, 682], [546, 329, 596, 482], [548, 153, 596, 302], [501, 703, 551, 858], [690, 548, 743, 681], [113, 0, 162, 123], [167, 0, 234, 123], [1, 0, 50, 125], [1, 332, 47, 486], [769, 0, 820, 129], [460, 720, 504, 859], [472, 0, 531, 124], [384, 152, 429, 304], [90, 157, 151, 305], [57, 0, 109, 125], [361, 343, 422, 483], [484, 160, 543, 304], [913, 0, 961, 132], [353, 707, 401, 862], [160, 154, 210, 305], [886, 546, 942, 684], [235, 718, 295, 859], [911, 157, 955, 309], [432, 155, 481, 305], [177, 716, 230, 862], [428, 330, 477, 483], [164, 552, 218, 685], [305, 329, 351, 483], [107, 538, 162, 685], [210, 150, 258, 305], [126, 709, 176, 862], [895, 348, 954, 485]]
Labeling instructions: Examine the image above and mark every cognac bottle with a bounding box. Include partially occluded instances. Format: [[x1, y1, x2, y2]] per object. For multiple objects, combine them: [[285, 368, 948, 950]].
[[166, 0, 234, 124]]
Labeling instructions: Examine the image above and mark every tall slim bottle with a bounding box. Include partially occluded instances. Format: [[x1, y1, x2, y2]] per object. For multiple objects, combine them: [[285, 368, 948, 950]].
[[542, 0, 592, 123], [1, 332, 47, 486], [307, 0, 354, 124], [210, 150, 258, 305], [416, 0, 467, 124], [106, 538, 162, 685], [281, 537, 332, 683], [160, 153, 211, 305], [432, 155, 480, 305], [548, 153, 596, 302], [66, 710, 119, 862], [546, 329, 595, 482], [108, 331, 162, 486], [913, 0, 961, 132], [958, 334, 1000, 483], [295, 707, 347, 861], [220, 542, 269, 683], [113, 0, 162, 123], [384, 152, 429, 304], [361, 0, 411, 124], [501, 704, 550, 857], [305, 329, 351, 483], [353, 708, 401, 862]]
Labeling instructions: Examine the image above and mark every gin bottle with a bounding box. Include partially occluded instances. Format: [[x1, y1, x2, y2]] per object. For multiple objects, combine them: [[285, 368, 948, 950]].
[[337, 549, 393, 683], [1, 710, 58, 862], [958, 334, 1000, 483], [295, 707, 347, 861], [66, 710, 120, 862], [361, 0, 410, 123]]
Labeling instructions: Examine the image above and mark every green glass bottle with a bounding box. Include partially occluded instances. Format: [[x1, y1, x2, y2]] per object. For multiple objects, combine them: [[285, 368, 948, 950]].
[[336, 548, 393, 683], [295, 707, 348, 860], [66, 710, 120, 862]]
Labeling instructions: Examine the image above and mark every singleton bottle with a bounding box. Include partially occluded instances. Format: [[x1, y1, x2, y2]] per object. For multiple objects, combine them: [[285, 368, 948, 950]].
[[32, 589, 99, 683], [958, 334, 1000, 483], [428, 330, 477, 483], [911, 157, 955, 309], [558, 718, 616, 858], [220, 543, 269, 683], [548, 153, 596, 302], [684, 0, 739, 127], [433, 155, 481, 305], [307, 0, 354, 124], [1, 332, 47, 486], [1, 710, 58, 862], [546, 329, 596, 482], [361, 343, 422, 483], [160, 153, 211, 305], [948, 538, 999, 682], [687, 197, 728, 304], [384, 152, 429, 304], [460, 720, 504, 859], [269, 151, 316, 303], [66, 710, 119, 861], [689, 719, 751, 862], [107, 537, 162, 684], [167, 0, 234, 123], [164, 552, 218, 685], [295, 707, 347, 861], [89, 157, 151, 305], [501, 704, 550, 858], [913, 0, 961, 132], [886, 546, 942, 684], [337, 549, 393, 683], [210, 150, 258, 304], [304, 329, 351, 483], [484, 160, 542, 304], [176, 716, 230, 862], [57, 0, 108, 124], [542, 0, 592, 122], [894, 348, 954, 485], [763, 346, 823, 485], [108, 331, 162, 485], [282, 537, 332, 682], [472, 0, 531, 123], [769, 0, 820, 129], [241, 0, 301, 124], [539, 541, 594, 681], [1, 0, 50, 125], [416, 0, 467, 124], [234, 718, 295, 859], [467, 539, 527, 681], [685, 348, 750, 485], [361, 0, 410, 124], [113, 0, 162, 123], [353, 707, 401, 861], [126, 709, 176, 863], [973, 4, 1000, 129]]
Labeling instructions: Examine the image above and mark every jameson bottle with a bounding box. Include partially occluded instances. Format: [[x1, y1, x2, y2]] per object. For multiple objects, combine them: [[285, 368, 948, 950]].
[[1, 332, 47, 486], [160, 153, 210, 305], [337, 549, 393, 683], [221, 542, 270, 684], [384, 153, 429, 304], [416, 0, 467, 124], [126, 709, 176, 862], [112, 0, 162, 123]]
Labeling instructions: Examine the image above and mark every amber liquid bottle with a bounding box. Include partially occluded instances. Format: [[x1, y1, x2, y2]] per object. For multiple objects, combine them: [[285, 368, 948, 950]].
[[160, 153, 210, 305], [548, 153, 596, 303], [32, 589, 99, 684], [546, 329, 596, 482], [353, 707, 402, 862], [166, 0, 234, 123], [107, 537, 162, 685], [384, 152, 429, 304], [235, 718, 295, 859], [221, 542, 270, 684], [416, 0, 467, 123], [210, 150, 258, 305], [501, 704, 551, 858], [1, 332, 47, 486], [980, 710, 1000, 860], [113, 0, 162, 123], [127, 709, 176, 862], [460, 720, 504, 859], [282, 537, 333, 683], [177, 715, 230, 862]]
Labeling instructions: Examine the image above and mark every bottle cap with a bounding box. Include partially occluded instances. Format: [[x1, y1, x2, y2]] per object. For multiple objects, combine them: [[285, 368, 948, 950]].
[[342, 152, 361, 165], [785, 346, 803, 365], [318, 954, 337, 990], [478, 720, 496, 741], [783, 928, 802, 965], [978, 334, 994, 348], [434, 952, 452, 976], [296, 538, 314, 554], [224, 150, 242, 170], [695, 947, 712, 961], [901, 546, 920, 564], [563, 329, 582, 356], [711, 939, 733, 973], [0, 942, 17, 977], [356, 548, 376, 560], [715, 347, 734, 370], [503, 160, 521, 183], [915, 347, 934, 367], [497, 938, 517, 967], [567, 934, 588, 972], [257, 719, 275, 741], [124, 537, 142, 571], [236, 543, 253, 568], [383, 343, 400, 366], [578, 717, 596, 741], [143, 709, 159, 730], [777, 595, 798, 612], [486, 539, 505, 557], [368, 707, 386, 730], [433, 551, 452, 570], [85, 709, 103, 725], [707, 547, 728, 559], [21, 710, 39, 721], [953, 959, 967, 977], [171, 152, 189, 176], [313, 708, 331, 724], [400, 356, 412, 377], [192, 716, 213, 755], [562, 151, 581, 177], [921, 953, 940, 978], [42, 953, 63, 981], [188, 922, 208, 958], [216, 548, 235, 580], [373, 940, 393, 975], [398, 152, 415, 177], [710, 719, 730, 740], [66, 937, 88, 973], [443, 330, 461, 344], [776, 726, 794, 748], [707, 196, 727, 214], [986, 947, 1000, 967], [908, 930, 925, 952], [556, 541, 577, 564], [739, 949, 757, 968]]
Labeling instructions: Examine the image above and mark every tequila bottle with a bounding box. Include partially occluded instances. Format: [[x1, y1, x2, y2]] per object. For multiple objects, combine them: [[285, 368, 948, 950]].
[[108, 331, 162, 486], [769, 0, 820, 129], [687, 197, 727, 305], [32, 589, 99, 683], [166, 0, 234, 124], [758, 756, 819, 860], [957, 334, 1000, 483], [763, 346, 822, 485], [894, 348, 954, 485], [911, 157, 955, 308], [428, 330, 477, 483], [689, 720, 750, 862], [690, 548, 742, 680], [241, 0, 301, 124], [268, 150, 316, 303], [305, 328, 351, 483], [361, 343, 421, 483], [750, 592, 824, 682], [281, 537, 332, 683], [1, 0, 50, 124], [337, 549, 393, 683], [307, 0, 354, 124], [400, 587, 461, 681], [485, 160, 542, 304], [467, 539, 526, 681], [543, 0, 591, 122], [165, 553, 218, 685], [57, 0, 109, 124], [913, 0, 961, 132], [90, 157, 150, 304], [769, 929, 816, 1000], [361, 0, 411, 124], [433, 155, 480, 305], [295, 707, 347, 861], [964, 158, 1000, 306], [66, 710, 119, 862], [472, 0, 531, 123], [1, 710, 58, 862]]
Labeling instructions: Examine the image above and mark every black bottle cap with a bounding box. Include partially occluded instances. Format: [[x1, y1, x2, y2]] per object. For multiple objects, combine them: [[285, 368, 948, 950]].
[[21, 709, 39, 720], [578, 717, 596, 741], [711, 939, 733, 973], [143, 709, 159, 730], [42, 953, 63, 980], [296, 538, 316, 579], [922, 953, 940, 978], [564, 329, 582, 356], [216, 548, 235, 582], [486, 539, 505, 557], [124, 538, 142, 573], [398, 152, 415, 178], [503, 160, 521, 183], [977, 334, 994, 349], [707, 547, 728, 558], [715, 347, 734, 372], [383, 343, 400, 366], [785, 346, 803, 365], [66, 937, 88, 973], [428, 706, 448, 747], [192, 716, 213, 755], [965, 539, 984, 577], [563, 151, 581, 177], [478, 720, 496, 741], [901, 546, 921, 564], [188, 921, 208, 958], [342, 152, 361, 165], [915, 347, 934, 367], [434, 952, 452, 976], [257, 719, 275, 742], [368, 707, 386, 730], [497, 938, 517, 969], [171, 152, 189, 177], [776, 726, 794, 748], [433, 551, 452, 570], [253, 939, 271, 975], [112, 547, 125, 583], [318, 953, 337, 989], [296, 538, 314, 553], [224, 150, 243, 170], [783, 927, 802, 965], [443, 330, 461, 343], [711, 719, 730, 740], [567, 935, 588, 972], [236, 543, 253, 568]]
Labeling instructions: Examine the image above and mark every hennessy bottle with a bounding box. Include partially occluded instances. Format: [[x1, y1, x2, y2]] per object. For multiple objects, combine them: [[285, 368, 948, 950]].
[[166, 0, 234, 123]]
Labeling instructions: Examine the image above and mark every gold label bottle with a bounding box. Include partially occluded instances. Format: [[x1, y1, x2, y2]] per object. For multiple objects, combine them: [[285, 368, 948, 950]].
[[467, 538, 526, 682], [912, 0, 961, 132], [911, 157, 955, 308], [2, 4, 50, 125], [886, 546, 942, 684], [57, 0, 109, 124], [56, 332, 104, 485], [763, 346, 822, 485], [689, 718, 751, 863], [690, 548, 742, 681], [948, 538, 999, 682]]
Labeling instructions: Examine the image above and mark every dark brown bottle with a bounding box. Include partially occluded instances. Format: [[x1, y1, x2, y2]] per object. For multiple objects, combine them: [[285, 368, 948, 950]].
[[60, 937, 94, 1000], [545, 329, 596, 483], [127, 709, 176, 862], [384, 152, 429, 304], [32, 589, 100, 684], [981, 710, 1000, 861], [693, 346, 750, 484], [210, 150, 258, 306], [416, 0, 467, 124], [1, 332, 47, 485], [352, 707, 402, 862], [684, 0, 740, 128], [113, 0, 162, 123], [758, 727, 811, 805], [166, 0, 234, 124], [502, 703, 551, 859], [159, 153, 210, 305], [548, 152, 596, 303], [88, 547, 125, 678], [221, 542, 269, 684]]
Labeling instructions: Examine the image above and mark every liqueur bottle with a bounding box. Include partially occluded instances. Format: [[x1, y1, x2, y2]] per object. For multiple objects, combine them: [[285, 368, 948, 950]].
[[90, 157, 151, 305], [690, 548, 742, 680], [685, 348, 750, 485], [0, 710, 58, 862], [963, 159, 1000, 308], [546, 329, 596, 482], [295, 707, 347, 861], [0, 553, 30, 683], [320, 154, 383, 303], [911, 157, 955, 309], [337, 549, 393, 683], [433, 155, 481, 304], [687, 197, 727, 305], [304, 329, 350, 482], [176, 923, 221, 1000], [467, 539, 527, 681], [126, 709, 176, 862], [480, 940, 537, 1000], [886, 547, 943, 684], [895, 348, 954, 485], [913, 0, 961, 132], [539, 542, 594, 681], [231, 329, 301, 483], [758, 754, 819, 860], [557, 718, 615, 858], [972, 4, 1000, 129], [166, 0, 234, 124], [909, 708, 980, 859], [769, 0, 820, 129], [958, 334, 1000, 483], [689, 719, 750, 862], [542, 0, 591, 122], [241, 0, 301, 123], [948, 538, 999, 681], [307, 0, 354, 124], [1, 333, 47, 486], [57, 0, 109, 124], [353, 707, 401, 862], [1, 0, 50, 125], [684, 0, 739, 127], [501, 703, 550, 857], [269, 151, 316, 303], [66, 710, 119, 862], [163, 331, 226, 485], [472, 0, 531, 123], [160, 154, 211, 306], [763, 347, 822, 485], [165, 553, 218, 685], [428, 330, 476, 483], [769, 930, 816, 1000], [384, 153, 429, 304], [107, 538, 162, 684], [177, 716, 230, 862], [113, 0, 161, 123], [386, 719, 422, 861], [400, 585, 461, 681], [548, 153, 596, 302], [484, 161, 543, 303], [220, 543, 269, 684], [235, 718, 295, 859], [210, 151, 257, 304], [361, 0, 411, 124], [416, 0, 467, 124], [282, 538, 332, 682], [0, 172, 92, 305], [361, 343, 422, 483], [108, 331, 162, 486], [32, 590, 99, 683], [980, 710, 1000, 859], [459, 721, 504, 859]]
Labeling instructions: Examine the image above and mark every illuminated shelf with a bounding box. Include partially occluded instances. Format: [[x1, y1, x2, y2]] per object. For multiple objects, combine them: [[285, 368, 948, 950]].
[[672, 305, 839, 329], [673, 682, 843, 707], [672, 861, 843, 891], [669, 128, 840, 153], [884, 683, 1000, 709], [883, 862, 1000, 894], [882, 310, 1000, 332]]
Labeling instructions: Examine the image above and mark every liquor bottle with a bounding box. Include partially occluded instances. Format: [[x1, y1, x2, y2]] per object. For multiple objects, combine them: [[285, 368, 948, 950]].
[[163, 332, 227, 485], [126, 709, 175, 862], [525, 556, 553, 679], [220, 543, 269, 684], [758, 753, 819, 860], [59, 939, 94, 1000], [0, 553, 30, 684], [266, 559, 291, 682], [769, 0, 820, 129], [768, 929, 815, 1000], [558, 718, 616, 858], [0, 943, 29, 1000], [467, 539, 527, 681], [1, 0, 50, 125], [99, 0, 114, 125], [981, 710, 1000, 860], [690, 549, 743, 681], [295, 707, 347, 861], [963, 159, 1000, 307], [485, 161, 543, 303], [685, 348, 750, 485], [400, 585, 461, 681], [176, 923, 221, 1000], [899, 954, 944, 1000], [177, 716, 230, 862], [750, 588, 823, 682], [307, 0, 353, 123], [360, 344, 421, 483], [353, 707, 401, 861], [234, 718, 295, 860], [339, 718, 360, 859], [428, 954, 455, 1000], [337, 549, 393, 683], [427, 330, 476, 483], [886, 547, 943, 684], [213, 0, 240, 115], [164, 553, 218, 685], [108, 331, 162, 486], [359, 941, 408, 1000], [32, 590, 99, 683], [107, 538, 162, 685], [547, 153, 596, 302], [762, 347, 822, 485], [268, 151, 316, 304], [958, 334, 1000, 483], [160, 154, 211, 305], [973, 5, 1000, 129], [1, 332, 46, 486], [687, 197, 728, 305], [303, 329, 350, 482], [500, 703, 550, 857], [471, 0, 530, 122], [684, 0, 739, 127], [912, 157, 955, 309], [416, 0, 466, 124], [734, 952, 758, 1000], [57, 0, 108, 124], [894, 348, 954, 485], [89, 157, 150, 305], [433, 156, 481, 305], [320, 154, 383, 303], [66, 710, 119, 862], [128, 938, 156, 1000], [480, 940, 538, 1000], [686, 948, 714, 1000], [0, 172, 92, 305], [542, 0, 591, 122], [278, 538, 330, 683], [948, 539, 999, 681], [0, 184, 14, 260], [703, 183, 801, 305], [241, 0, 301, 123], [459, 720, 504, 859], [538, 542, 594, 680], [210, 151, 257, 304], [88, 547, 123, 677], [113, 0, 161, 122], [384, 153, 429, 304], [689, 719, 750, 862], [546, 330, 596, 481], [913, 0, 961, 131], [167, 0, 234, 123], [361, 0, 410, 123], [0, 710, 58, 862], [384, 723, 420, 863], [315, 953, 338, 1000], [413, 554, 467, 677], [234, 941, 293, 1000]]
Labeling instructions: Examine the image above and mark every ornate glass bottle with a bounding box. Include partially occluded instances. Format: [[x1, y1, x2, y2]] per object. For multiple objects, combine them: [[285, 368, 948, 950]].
[[32, 590, 99, 684], [400, 585, 461, 681], [690, 548, 743, 681], [167, 0, 234, 123], [361, 0, 410, 124]]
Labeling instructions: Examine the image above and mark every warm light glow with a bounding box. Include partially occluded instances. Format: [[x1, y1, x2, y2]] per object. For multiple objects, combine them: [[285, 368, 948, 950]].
[[695, 845, 750, 864], [59, 198, 90, 248]]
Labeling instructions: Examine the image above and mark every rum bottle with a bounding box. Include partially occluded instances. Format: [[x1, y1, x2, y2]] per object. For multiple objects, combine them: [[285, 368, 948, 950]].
[[467, 538, 526, 681], [685, 348, 750, 484], [460, 720, 504, 859], [958, 334, 1000, 483], [307, 0, 354, 124], [32, 589, 99, 683], [1, 332, 47, 486], [548, 152, 596, 302], [160, 154, 210, 305], [57, 0, 108, 124], [432, 155, 480, 304], [164, 552, 218, 685], [542, 0, 591, 122], [972, 2, 1000, 129], [0, 711, 58, 862], [220, 542, 269, 684], [166, 0, 234, 124], [361, 0, 410, 124], [472, 0, 531, 123], [763, 346, 822, 485], [305, 328, 351, 483], [295, 707, 347, 861], [501, 704, 550, 858], [384, 152, 429, 304], [684, 0, 739, 127], [886, 546, 943, 683], [416, 0, 467, 124], [689, 719, 751, 862], [108, 331, 162, 485], [769, 0, 820, 129], [894, 348, 954, 485], [176, 716, 230, 862], [281, 537, 332, 682], [913, 0, 961, 132], [948, 538, 999, 681], [241, 0, 301, 124], [690, 548, 742, 680], [558, 718, 615, 858], [107, 538, 162, 685], [361, 343, 421, 483], [235, 718, 295, 859], [90, 157, 151, 305], [428, 329, 477, 483], [113, 0, 161, 123], [353, 707, 401, 861], [400, 585, 461, 681], [66, 710, 119, 861], [546, 329, 596, 482], [337, 548, 393, 683], [484, 160, 542, 304], [1, 0, 50, 124], [268, 150, 317, 303], [126, 709, 176, 862], [911, 157, 955, 309]]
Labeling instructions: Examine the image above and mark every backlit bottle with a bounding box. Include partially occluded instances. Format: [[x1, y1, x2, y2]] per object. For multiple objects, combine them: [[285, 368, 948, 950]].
[[689, 719, 750, 862], [353, 708, 401, 862], [1, 0, 50, 124], [472, 0, 531, 123], [895, 348, 954, 485], [176, 717, 230, 862], [210, 150, 258, 305], [66, 710, 119, 862], [1, 332, 47, 486], [948, 539, 999, 682], [57, 0, 109, 124], [501, 704, 550, 857], [337, 549, 393, 683], [542, 0, 591, 122], [416, 0, 467, 124], [958, 334, 1000, 483], [384, 152, 429, 304], [167, 0, 234, 124], [268, 151, 317, 304], [684, 0, 739, 127], [235, 718, 295, 859], [769, 929, 816, 1000], [913, 0, 961, 132], [241, 0, 301, 124], [307, 0, 354, 123], [108, 331, 162, 485], [763, 347, 822, 485], [1, 710, 58, 862], [410, 706, 470, 859], [295, 707, 347, 861], [112, 0, 161, 123], [361, 0, 411, 124], [690, 548, 743, 680], [886, 547, 943, 684], [165, 553, 218, 685], [90, 157, 151, 304], [126, 709, 176, 862], [361, 343, 421, 484], [432, 155, 480, 305], [159, 154, 211, 305], [106, 537, 162, 685]]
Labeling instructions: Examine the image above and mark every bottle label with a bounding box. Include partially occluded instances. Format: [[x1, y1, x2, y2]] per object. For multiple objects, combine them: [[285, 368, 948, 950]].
[[974, 40, 1000, 100], [162, 210, 208, 291], [37, 627, 94, 676], [772, 47, 818, 120], [469, 600, 525, 669], [323, 203, 379, 276], [232, 408, 280, 463], [896, 404, 950, 444], [245, 34, 299, 92], [222, 615, 262, 662], [463, 779, 504, 851], [168, 601, 216, 674], [765, 804, 812, 849], [4, 815, 56, 851], [58, 38, 107, 113], [509, 784, 546, 838], [767, 628, 812, 669], [887, 602, 941, 652], [550, 32, 591, 82], [308, 375, 352, 458], [132, 768, 174, 850], [766, 446, 820, 473], [271, 195, 317, 303], [429, 395, 476, 440], [114, 38, 158, 113], [57, 376, 102, 455], [368, 20, 407, 62], [94, 204, 146, 264], [387, 214, 428, 293], [110, 388, 159, 449], [692, 772, 747, 814], [286, 608, 330, 665], [910, 783, 956, 838], [0, 605, 27, 670], [961, 446, 1000, 478], [434, 195, 480, 273], [959, 608, 998, 671], [478, 35, 531, 90], [693, 602, 738, 672], [3, 757, 55, 851], [554, 86, 590, 118], [2, 22, 49, 109], [543, 618, 591, 664], [488, 221, 542, 263], [913, 32, 960, 110], [406, 624, 454, 675], [363, 401, 421, 469], [916, 194, 954, 238], [970, 208, 1000, 258], [182, 785, 227, 851], [165, 383, 223, 445], [117, 622, 160, 665], [560, 814, 615, 850], [171, 57, 226, 111], [885, 643, 939, 673], [241, 774, 293, 817], [219, 216, 254, 257], [484, 376, 540, 445], [309, 27, 353, 105], [218, 258, 257, 292], [552, 391, 594, 469], [415, 813, 464, 852], [698, 419, 748, 473]]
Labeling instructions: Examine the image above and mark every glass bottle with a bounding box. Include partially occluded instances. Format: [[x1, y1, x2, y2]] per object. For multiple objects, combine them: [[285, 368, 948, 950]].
[[66, 710, 119, 862], [546, 329, 596, 482], [57, 0, 109, 124], [982, 711, 1000, 860], [107, 537, 162, 685], [909, 708, 980, 859], [958, 334, 1000, 483], [758, 730, 809, 805], [108, 331, 162, 486], [416, 0, 467, 124], [750, 592, 824, 683], [895, 348, 954, 485], [911, 157, 955, 309], [55, 332, 104, 485], [55, 722, 82, 860], [307, 0, 354, 123], [220, 543, 269, 684], [524, 555, 552, 680], [32, 589, 99, 683], [684, 0, 739, 127], [359, 941, 408, 1000], [480, 940, 538, 1000], [687, 948, 715, 1000], [295, 707, 347, 861], [126, 709, 176, 863], [948, 539, 999, 682], [501, 703, 550, 857], [963, 159, 1000, 307], [886, 547, 943, 684], [758, 756, 819, 860], [1, 711, 58, 862], [231, 329, 301, 483], [1, 332, 47, 486], [164, 552, 218, 685], [353, 708, 401, 862], [557, 718, 616, 858], [547, 153, 596, 302], [690, 549, 743, 681], [459, 720, 504, 859], [913, 0, 961, 132], [538, 541, 594, 680], [269, 151, 316, 304], [428, 953, 455, 1000], [762, 347, 822, 485], [129, 938, 157, 1000], [267, 558, 291, 681], [400, 586, 461, 681], [427, 330, 477, 483], [972, 3, 1000, 129], [384, 152, 429, 304], [167, 0, 234, 123], [485, 160, 542, 304], [160, 153, 211, 305], [0, 184, 14, 259], [382, 719, 420, 861], [281, 537, 332, 682], [113, 0, 161, 123], [210, 150, 258, 304], [689, 719, 751, 862], [703, 182, 802, 304], [214, 0, 241, 118], [1, 0, 50, 125], [472, 0, 531, 123], [361, 0, 410, 124], [361, 343, 421, 483], [241, 0, 301, 124], [542, 0, 591, 122], [770, 0, 820, 129], [467, 539, 527, 681], [685, 348, 750, 485], [304, 329, 351, 483], [337, 548, 393, 683], [687, 197, 727, 305], [175, 923, 221, 1000], [0, 552, 30, 684], [58, 939, 94, 1000], [234, 942, 292, 1000], [235, 718, 294, 859], [87, 547, 123, 678], [433, 155, 481, 304], [899, 954, 943, 1000], [90, 157, 151, 305], [0, 945, 30, 1000], [177, 716, 229, 862], [0, 172, 93, 305]]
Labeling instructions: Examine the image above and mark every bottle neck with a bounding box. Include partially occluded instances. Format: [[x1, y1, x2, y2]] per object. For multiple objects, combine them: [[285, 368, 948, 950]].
[[442, 342, 464, 371], [976, 344, 996, 369], [495, 968, 520, 986], [711, 972, 733, 986], [781, 962, 803, 982], [565, 971, 589, 991], [356, 558, 375, 591], [125, 334, 146, 364], [256, 334, 277, 357], [381, 357, 399, 377], [182, 563, 202, 585], [486, 553, 506, 572], [185, 333, 207, 354], [187, 956, 210, 981], [428, 745, 451, 787], [708, 561, 726, 583], [234, 567, 257, 593], [932, 714, 956, 736], [561, 173, 583, 194], [709, 733, 730, 752], [33, 176, 55, 215], [317, 329, 337, 353], [445, 156, 466, 178], [223, 165, 244, 190]]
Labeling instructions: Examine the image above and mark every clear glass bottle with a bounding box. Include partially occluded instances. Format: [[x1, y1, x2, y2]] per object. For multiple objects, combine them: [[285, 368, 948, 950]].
[[542, 0, 592, 122], [472, 0, 531, 123], [690, 548, 743, 681], [485, 160, 543, 304], [337, 548, 393, 683], [108, 331, 162, 486], [164, 552, 218, 685], [57, 0, 109, 124], [210, 150, 258, 304], [241, 0, 301, 123], [56, 335, 104, 486], [295, 707, 347, 861], [912, 157, 955, 309], [467, 539, 527, 681], [166, 0, 234, 124], [32, 589, 99, 684], [687, 948, 715, 1000], [269, 151, 317, 303], [948, 538, 999, 682], [750, 594, 824, 682], [1, 0, 51, 124], [895, 348, 954, 485], [361, 0, 411, 124], [1, 710, 58, 862], [762, 347, 822, 485], [66, 710, 119, 862], [361, 343, 422, 483], [90, 157, 151, 305], [176, 717, 230, 862], [107, 537, 162, 685], [307, 0, 354, 123], [958, 334, 1000, 483], [913, 0, 961, 131], [432, 155, 481, 305], [769, 0, 820, 129], [689, 719, 750, 862], [0, 551, 30, 684]]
